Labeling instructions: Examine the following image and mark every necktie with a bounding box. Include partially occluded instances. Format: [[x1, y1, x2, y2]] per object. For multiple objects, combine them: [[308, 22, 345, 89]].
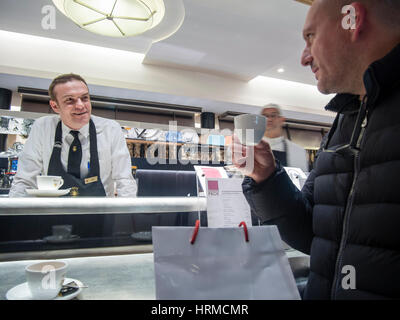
[[68, 130, 82, 179]]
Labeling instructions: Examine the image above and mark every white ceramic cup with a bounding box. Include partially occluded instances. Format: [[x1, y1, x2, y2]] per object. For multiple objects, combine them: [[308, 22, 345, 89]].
[[36, 176, 64, 190], [25, 261, 68, 300], [234, 114, 267, 146]]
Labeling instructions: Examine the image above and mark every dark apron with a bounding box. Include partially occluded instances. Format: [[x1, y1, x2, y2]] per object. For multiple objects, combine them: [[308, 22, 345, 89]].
[[41, 119, 107, 238], [47, 119, 106, 197], [272, 139, 288, 166]]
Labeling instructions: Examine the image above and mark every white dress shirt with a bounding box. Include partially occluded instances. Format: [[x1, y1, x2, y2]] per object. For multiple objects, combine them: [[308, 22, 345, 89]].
[[262, 136, 309, 172], [9, 115, 137, 197]]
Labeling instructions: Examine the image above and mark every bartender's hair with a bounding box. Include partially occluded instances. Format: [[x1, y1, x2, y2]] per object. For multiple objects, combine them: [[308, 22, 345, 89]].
[[49, 73, 89, 101], [262, 103, 282, 115]]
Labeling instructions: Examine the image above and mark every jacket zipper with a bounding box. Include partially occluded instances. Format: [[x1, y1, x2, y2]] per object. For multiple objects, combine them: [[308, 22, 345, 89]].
[[330, 100, 369, 299]]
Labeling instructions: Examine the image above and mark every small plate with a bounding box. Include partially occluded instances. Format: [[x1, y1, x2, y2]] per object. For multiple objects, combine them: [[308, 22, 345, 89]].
[[6, 278, 84, 300], [43, 235, 80, 244], [26, 188, 71, 197]]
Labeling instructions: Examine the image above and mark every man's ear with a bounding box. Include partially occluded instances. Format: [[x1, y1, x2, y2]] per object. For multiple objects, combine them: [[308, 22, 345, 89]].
[[49, 100, 60, 114], [349, 2, 367, 42]]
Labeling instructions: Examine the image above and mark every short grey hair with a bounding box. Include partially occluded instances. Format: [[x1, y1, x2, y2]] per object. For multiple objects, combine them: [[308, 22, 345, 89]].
[[262, 103, 282, 115]]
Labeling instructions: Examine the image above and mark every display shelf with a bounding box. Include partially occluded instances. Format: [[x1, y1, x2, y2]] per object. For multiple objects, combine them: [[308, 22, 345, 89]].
[[126, 138, 230, 164]]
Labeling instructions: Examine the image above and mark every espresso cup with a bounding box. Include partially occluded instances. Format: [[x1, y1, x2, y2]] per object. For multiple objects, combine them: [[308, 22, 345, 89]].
[[25, 261, 68, 300], [52, 225, 72, 239], [36, 175, 64, 190], [234, 114, 267, 146]]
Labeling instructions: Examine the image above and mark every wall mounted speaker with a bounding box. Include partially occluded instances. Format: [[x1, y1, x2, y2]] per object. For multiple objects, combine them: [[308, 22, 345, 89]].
[[201, 112, 215, 129], [0, 88, 12, 110]]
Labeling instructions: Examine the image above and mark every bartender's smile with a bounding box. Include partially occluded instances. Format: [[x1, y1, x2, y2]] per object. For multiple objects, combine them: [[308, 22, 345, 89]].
[[73, 111, 89, 116]]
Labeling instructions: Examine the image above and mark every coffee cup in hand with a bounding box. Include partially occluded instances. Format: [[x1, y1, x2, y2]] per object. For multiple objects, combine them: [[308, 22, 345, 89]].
[[25, 261, 68, 300], [36, 176, 64, 190], [234, 114, 267, 146]]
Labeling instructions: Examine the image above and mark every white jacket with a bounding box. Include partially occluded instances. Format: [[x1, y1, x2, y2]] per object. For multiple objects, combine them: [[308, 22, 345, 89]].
[[262, 136, 309, 173]]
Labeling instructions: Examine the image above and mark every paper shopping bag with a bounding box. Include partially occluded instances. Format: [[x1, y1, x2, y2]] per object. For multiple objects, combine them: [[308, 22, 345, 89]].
[[152, 222, 301, 300]]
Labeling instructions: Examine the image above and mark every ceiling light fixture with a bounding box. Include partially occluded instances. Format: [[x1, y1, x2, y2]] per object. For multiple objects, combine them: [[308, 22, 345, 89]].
[[52, 0, 166, 37], [294, 0, 313, 5], [277, 68, 285, 73]]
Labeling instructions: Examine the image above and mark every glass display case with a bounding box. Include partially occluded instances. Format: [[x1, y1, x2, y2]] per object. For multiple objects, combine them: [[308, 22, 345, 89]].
[[0, 197, 207, 258], [0, 197, 310, 300]]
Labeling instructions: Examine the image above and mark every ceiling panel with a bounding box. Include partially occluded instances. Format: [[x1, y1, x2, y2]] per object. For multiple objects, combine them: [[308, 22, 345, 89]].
[[144, 0, 312, 82]]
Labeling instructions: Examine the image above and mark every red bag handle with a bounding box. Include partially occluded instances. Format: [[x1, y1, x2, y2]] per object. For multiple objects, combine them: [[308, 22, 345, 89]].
[[239, 221, 249, 242], [190, 220, 200, 244], [190, 220, 249, 244]]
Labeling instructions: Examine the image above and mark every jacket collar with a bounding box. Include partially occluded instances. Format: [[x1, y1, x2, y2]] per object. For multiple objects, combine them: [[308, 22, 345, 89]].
[[325, 93, 360, 113], [363, 42, 400, 105], [325, 42, 400, 113]]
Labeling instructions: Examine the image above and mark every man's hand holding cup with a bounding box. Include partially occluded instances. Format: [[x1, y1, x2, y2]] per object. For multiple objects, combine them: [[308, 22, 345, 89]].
[[232, 114, 276, 184]]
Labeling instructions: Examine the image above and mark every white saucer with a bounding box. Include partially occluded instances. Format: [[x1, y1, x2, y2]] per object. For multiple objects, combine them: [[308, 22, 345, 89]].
[[6, 278, 84, 300], [43, 235, 80, 244], [26, 188, 71, 197]]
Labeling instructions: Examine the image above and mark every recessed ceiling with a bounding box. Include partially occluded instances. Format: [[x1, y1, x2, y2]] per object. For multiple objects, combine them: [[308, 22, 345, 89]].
[[0, 0, 315, 84]]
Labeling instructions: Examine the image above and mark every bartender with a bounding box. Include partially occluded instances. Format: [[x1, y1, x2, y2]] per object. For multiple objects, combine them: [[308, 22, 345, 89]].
[[261, 103, 308, 172], [9, 73, 137, 197]]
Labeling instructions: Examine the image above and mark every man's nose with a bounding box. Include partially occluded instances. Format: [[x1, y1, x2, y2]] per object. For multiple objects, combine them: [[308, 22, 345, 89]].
[[301, 46, 312, 67], [75, 98, 85, 108]]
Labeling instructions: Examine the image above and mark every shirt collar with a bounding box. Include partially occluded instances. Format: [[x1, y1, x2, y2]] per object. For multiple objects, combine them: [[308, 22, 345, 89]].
[[262, 135, 284, 146], [61, 120, 90, 139]]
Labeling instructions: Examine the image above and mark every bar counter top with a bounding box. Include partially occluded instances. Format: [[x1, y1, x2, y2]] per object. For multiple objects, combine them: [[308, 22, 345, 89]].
[[0, 196, 207, 215], [0, 250, 308, 300]]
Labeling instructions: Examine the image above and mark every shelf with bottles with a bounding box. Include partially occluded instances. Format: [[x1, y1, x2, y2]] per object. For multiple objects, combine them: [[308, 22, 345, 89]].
[[126, 139, 231, 164]]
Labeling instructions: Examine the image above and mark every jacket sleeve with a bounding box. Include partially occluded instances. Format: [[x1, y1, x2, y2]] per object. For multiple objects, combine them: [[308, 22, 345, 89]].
[[242, 161, 316, 254]]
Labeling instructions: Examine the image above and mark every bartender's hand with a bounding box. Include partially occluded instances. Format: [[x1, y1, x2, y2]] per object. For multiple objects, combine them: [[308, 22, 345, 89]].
[[232, 135, 276, 184]]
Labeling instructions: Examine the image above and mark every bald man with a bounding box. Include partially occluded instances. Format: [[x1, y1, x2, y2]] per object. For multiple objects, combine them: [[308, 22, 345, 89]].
[[235, 0, 400, 299]]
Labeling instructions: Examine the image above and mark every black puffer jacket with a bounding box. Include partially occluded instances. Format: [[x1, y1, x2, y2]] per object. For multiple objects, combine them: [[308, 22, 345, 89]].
[[242, 43, 400, 300]]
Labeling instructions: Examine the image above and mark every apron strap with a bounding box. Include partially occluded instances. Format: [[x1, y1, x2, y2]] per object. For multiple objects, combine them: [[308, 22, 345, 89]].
[[47, 121, 63, 175], [88, 119, 100, 177]]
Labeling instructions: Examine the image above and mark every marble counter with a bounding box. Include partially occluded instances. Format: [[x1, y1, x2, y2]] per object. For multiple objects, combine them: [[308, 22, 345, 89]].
[[0, 253, 156, 300]]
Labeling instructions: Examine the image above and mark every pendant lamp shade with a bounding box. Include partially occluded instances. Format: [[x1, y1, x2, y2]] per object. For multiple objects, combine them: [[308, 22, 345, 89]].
[[53, 0, 165, 37]]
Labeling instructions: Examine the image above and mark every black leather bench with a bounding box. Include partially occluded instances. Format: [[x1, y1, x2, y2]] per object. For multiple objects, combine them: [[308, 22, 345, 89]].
[[128, 169, 199, 232]]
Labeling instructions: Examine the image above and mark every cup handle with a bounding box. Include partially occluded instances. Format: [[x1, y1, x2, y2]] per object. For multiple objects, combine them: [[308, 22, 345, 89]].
[[58, 178, 64, 188]]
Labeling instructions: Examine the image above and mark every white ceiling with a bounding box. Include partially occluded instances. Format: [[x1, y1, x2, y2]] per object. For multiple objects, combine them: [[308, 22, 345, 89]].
[[0, 0, 334, 122], [0, 0, 314, 83], [144, 0, 314, 83]]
